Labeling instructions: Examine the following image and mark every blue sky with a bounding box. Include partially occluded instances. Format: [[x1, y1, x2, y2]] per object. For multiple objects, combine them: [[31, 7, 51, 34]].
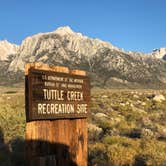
[[0, 0, 165, 53]]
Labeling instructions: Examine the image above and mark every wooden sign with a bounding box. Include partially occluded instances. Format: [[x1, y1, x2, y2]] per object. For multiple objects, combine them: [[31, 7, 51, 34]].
[[25, 63, 89, 166], [26, 68, 90, 121]]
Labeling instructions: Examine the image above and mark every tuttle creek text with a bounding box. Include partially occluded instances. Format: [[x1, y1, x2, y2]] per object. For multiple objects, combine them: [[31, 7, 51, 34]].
[[37, 89, 87, 115]]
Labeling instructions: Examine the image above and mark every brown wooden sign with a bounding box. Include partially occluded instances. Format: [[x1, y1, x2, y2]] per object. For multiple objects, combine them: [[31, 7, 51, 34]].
[[26, 68, 90, 121]]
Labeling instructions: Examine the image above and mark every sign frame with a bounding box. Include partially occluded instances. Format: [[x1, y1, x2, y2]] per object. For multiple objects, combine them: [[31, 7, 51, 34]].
[[25, 68, 90, 121]]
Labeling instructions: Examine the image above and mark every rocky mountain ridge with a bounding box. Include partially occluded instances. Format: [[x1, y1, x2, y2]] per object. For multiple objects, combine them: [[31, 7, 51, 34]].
[[8, 26, 121, 72], [152, 48, 166, 59], [0, 26, 166, 88], [0, 40, 18, 61]]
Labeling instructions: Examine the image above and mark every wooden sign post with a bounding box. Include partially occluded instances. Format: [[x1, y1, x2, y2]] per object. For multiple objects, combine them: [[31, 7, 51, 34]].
[[25, 62, 90, 166]]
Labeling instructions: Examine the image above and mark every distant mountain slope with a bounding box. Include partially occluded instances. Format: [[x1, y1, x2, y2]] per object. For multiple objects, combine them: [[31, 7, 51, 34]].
[[152, 48, 166, 59], [0, 40, 18, 61], [0, 26, 166, 88], [8, 26, 120, 72]]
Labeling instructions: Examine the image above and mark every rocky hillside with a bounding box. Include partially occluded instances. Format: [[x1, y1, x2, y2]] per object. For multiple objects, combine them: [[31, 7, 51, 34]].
[[0, 40, 18, 61], [0, 26, 166, 88], [152, 48, 166, 59]]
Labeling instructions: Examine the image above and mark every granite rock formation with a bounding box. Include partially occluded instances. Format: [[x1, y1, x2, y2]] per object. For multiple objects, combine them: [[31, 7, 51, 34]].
[[0, 26, 166, 88]]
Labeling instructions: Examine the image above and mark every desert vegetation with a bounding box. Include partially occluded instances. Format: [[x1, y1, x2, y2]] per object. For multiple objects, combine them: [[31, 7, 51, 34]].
[[88, 89, 166, 166], [0, 87, 25, 166], [0, 87, 166, 165]]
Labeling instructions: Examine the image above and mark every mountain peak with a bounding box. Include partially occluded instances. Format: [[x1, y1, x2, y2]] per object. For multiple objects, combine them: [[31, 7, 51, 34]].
[[0, 40, 11, 44], [152, 47, 166, 59], [0, 40, 19, 47], [1, 26, 166, 88], [54, 26, 74, 35], [0, 40, 18, 61]]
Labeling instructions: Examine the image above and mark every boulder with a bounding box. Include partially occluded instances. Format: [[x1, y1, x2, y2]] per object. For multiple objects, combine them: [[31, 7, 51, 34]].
[[153, 94, 165, 102], [88, 123, 102, 133], [95, 113, 108, 118]]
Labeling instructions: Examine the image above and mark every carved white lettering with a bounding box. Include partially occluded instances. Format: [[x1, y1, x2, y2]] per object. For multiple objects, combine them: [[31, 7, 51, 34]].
[[77, 104, 87, 114], [67, 91, 83, 101], [43, 89, 64, 100], [37, 103, 75, 114]]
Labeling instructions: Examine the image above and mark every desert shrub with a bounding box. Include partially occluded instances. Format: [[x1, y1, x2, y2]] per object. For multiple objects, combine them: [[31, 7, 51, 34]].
[[139, 140, 166, 165], [88, 123, 103, 142], [125, 111, 143, 123], [134, 155, 147, 166], [103, 135, 113, 145], [0, 95, 25, 141], [0, 93, 25, 165], [102, 136, 132, 146], [98, 120, 112, 135], [114, 120, 134, 136], [140, 128, 157, 139], [156, 125, 166, 141], [107, 144, 137, 166], [90, 158, 108, 166], [88, 143, 109, 166], [103, 136, 140, 150], [127, 128, 141, 138]]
